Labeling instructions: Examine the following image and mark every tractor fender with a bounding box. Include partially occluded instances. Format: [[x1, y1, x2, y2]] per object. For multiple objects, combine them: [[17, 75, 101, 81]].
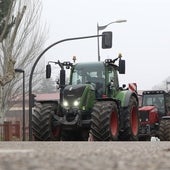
[[116, 90, 138, 108], [97, 98, 121, 110]]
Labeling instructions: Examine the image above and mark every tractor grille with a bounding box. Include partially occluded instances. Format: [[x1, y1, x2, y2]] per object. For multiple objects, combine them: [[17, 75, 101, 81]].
[[139, 111, 149, 122], [63, 85, 86, 105], [66, 112, 77, 122]]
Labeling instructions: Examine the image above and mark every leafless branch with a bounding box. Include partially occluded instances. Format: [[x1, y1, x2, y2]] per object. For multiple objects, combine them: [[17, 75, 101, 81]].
[[0, 0, 13, 42]]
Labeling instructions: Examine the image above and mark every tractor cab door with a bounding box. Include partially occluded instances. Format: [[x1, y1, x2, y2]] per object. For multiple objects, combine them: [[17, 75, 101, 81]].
[[88, 73, 105, 98], [106, 66, 119, 97]]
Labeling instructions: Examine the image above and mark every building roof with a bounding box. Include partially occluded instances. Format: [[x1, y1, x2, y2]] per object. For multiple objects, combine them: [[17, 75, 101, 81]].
[[35, 93, 59, 101]]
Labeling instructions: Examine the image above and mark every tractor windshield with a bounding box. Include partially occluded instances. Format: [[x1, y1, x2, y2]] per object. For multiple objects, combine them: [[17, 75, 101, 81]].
[[71, 62, 105, 97], [142, 93, 165, 115]]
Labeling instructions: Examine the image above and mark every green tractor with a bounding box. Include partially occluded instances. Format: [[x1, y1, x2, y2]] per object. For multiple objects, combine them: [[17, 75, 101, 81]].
[[32, 54, 139, 141]]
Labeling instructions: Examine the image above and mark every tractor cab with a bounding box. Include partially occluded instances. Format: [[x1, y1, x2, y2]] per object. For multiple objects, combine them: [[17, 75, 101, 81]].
[[70, 62, 106, 98], [70, 57, 125, 99], [141, 91, 167, 117], [139, 90, 170, 140]]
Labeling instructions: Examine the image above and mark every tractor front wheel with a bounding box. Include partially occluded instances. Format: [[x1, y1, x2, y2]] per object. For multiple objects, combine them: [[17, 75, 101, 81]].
[[90, 101, 119, 141], [32, 102, 60, 141]]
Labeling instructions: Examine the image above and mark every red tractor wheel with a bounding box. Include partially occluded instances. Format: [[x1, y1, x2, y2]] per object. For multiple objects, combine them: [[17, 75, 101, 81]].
[[130, 105, 138, 136], [110, 109, 119, 137]]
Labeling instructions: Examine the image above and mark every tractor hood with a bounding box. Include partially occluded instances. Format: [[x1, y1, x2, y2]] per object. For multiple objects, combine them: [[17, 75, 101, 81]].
[[139, 105, 156, 112], [62, 84, 95, 110], [139, 105, 159, 124], [63, 84, 87, 98]]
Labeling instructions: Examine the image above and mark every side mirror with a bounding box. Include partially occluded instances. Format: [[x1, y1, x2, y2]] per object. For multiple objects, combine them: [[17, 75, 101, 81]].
[[60, 69, 65, 87], [46, 64, 51, 78], [119, 59, 125, 74], [102, 31, 112, 49], [122, 84, 126, 89]]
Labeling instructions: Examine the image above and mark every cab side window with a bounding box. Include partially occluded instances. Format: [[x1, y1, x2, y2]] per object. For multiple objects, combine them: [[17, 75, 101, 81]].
[[108, 68, 119, 89]]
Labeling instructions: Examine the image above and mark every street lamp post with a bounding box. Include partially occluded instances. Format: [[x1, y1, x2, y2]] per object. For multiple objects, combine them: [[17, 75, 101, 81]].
[[15, 69, 25, 141], [97, 19, 127, 61]]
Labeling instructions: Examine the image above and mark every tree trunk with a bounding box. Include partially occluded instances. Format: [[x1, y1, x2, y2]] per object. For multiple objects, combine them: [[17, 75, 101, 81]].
[[0, 86, 4, 124]]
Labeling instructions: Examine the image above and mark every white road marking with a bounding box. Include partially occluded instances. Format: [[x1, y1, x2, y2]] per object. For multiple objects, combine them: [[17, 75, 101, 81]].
[[0, 149, 35, 153]]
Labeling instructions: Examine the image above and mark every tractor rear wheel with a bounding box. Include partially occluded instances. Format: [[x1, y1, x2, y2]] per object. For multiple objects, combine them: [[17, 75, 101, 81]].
[[158, 119, 170, 141], [119, 96, 139, 141], [90, 101, 119, 141], [32, 102, 60, 141]]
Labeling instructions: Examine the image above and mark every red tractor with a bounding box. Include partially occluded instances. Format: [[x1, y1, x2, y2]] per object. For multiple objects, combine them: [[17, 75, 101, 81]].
[[138, 90, 170, 141]]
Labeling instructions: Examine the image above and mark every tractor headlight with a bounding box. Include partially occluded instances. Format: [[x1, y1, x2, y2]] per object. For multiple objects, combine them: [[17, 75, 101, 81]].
[[73, 100, 80, 107], [73, 98, 81, 107], [63, 100, 69, 107]]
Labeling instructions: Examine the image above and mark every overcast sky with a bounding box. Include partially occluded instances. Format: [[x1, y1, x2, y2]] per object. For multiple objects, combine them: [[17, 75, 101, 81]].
[[41, 0, 170, 90]]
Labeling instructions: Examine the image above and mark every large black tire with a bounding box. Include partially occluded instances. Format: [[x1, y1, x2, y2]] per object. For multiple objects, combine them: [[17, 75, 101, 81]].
[[119, 96, 139, 141], [90, 101, 119, 141], [32, 102, 60, 141], [158, 119, 170, 141]]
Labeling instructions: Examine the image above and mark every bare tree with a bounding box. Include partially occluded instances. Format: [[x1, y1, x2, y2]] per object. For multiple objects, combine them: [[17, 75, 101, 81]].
[[0, 0, 47, 123]]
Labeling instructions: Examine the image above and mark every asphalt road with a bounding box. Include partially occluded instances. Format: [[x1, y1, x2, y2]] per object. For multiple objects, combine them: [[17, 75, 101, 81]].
[[0, 141, 170, 170]]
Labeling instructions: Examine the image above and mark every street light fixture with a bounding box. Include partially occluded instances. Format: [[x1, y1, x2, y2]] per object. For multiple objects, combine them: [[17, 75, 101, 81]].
[[97, 19, 127, 61], [15, 68, 25, 141]]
